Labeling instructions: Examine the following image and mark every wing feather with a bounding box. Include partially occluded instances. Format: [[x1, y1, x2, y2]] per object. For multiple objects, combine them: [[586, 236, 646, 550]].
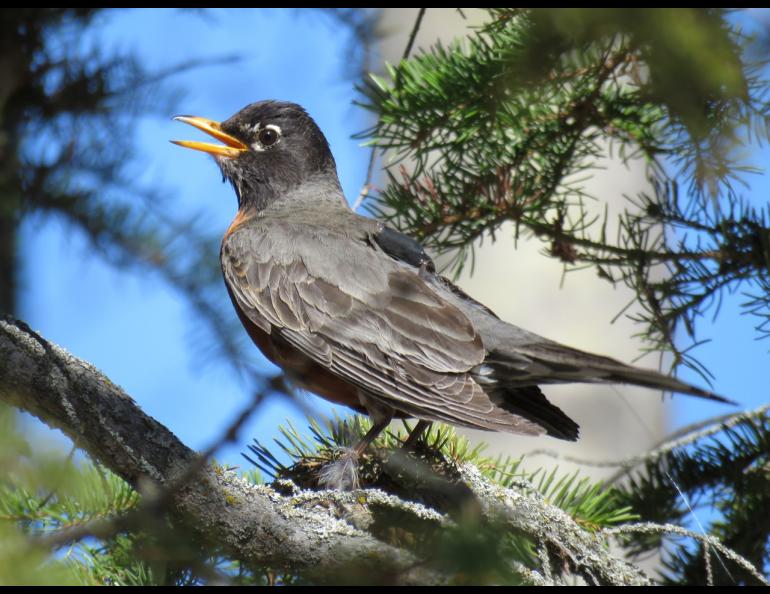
[[221, 222, 546, 434]]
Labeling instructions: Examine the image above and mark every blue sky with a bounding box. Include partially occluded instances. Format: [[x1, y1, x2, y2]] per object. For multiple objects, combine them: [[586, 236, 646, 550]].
[[672, 7, 770, 427], [16, 8, 769, 469]]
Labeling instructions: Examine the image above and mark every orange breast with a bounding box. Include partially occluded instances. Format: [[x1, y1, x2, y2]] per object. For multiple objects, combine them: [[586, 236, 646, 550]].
[[224, 207, 255, 240]]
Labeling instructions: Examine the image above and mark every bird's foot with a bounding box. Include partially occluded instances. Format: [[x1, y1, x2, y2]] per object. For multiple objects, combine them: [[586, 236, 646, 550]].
[[316, 417, 392, 490], [317, 447, 360, 490]]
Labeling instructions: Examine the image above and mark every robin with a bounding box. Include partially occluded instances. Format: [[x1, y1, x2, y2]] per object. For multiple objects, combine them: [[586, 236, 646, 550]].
[[173, 101, 732, 488]]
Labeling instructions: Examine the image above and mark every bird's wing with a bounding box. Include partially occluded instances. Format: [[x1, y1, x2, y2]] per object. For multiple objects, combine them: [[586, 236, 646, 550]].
[[221, 220, 548, 434], [370, 224, 436, 272]]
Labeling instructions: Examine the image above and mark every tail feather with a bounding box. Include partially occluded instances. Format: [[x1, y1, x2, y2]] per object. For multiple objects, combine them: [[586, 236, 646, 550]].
[[603, 366, 735, 405], [492, 342, 736, 406], [496, 385, 580, 441], [475, 360, 581, 440]]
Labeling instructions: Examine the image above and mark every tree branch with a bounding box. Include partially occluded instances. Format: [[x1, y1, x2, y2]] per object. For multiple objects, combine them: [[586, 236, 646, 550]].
[[0, 317, 434, 584], [460, 465, 652, 585], [7, 316, 752, 585]]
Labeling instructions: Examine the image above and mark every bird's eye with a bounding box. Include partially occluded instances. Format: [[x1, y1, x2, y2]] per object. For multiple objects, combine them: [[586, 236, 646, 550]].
[[258, 126, 280, 147]]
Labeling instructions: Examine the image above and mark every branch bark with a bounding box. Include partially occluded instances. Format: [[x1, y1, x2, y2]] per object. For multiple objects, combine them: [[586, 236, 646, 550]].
[[0, 317, 434, 584], [0, 316, 660, 584]]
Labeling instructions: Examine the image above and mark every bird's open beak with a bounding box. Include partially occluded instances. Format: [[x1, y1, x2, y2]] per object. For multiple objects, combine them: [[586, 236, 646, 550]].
[[171, 116, 248, 158]]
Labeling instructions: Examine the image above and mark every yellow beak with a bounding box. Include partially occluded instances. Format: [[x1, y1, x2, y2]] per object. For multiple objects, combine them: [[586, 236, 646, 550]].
[[171, 116, 248, 158]]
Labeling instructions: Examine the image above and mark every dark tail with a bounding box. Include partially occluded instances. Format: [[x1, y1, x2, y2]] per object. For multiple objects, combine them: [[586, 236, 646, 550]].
[[496, 342, 737, 406], [496, 384, 580, 441]]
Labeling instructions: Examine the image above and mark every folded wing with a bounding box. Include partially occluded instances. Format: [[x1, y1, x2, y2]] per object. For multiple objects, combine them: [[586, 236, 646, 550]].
[[221, 221, 578, 437]]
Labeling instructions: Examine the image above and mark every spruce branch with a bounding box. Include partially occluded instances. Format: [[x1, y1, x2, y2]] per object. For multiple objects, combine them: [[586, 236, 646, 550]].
[[357, 8, 770, 376]]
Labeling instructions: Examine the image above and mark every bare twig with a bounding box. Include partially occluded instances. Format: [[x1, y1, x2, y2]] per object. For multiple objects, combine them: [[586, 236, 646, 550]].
[[402, 8, 427, 62], [352, 8, 427, 212]]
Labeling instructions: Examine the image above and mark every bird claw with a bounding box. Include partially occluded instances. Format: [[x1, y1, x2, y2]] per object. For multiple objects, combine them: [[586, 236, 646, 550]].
[[317, 447, 360, 490]]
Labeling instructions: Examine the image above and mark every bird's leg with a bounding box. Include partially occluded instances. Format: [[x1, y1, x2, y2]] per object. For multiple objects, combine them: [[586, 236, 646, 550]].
[[318, 417, 391, 490], [352, 417, 392, 457], [402, 419, 432, 450]]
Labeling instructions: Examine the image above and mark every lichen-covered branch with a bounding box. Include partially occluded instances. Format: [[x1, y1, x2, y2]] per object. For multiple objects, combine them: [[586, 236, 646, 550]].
[[0, 317, 434, 584], [2, 316, 758, 585], [460, 465, 651, 585]]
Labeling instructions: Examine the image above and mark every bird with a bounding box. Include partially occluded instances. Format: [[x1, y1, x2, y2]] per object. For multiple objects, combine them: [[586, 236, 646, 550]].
[[172, 100, 733, 488]]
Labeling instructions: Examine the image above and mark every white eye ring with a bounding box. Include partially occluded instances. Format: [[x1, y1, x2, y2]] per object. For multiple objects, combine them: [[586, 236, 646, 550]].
[[252, 124, 282, 151]]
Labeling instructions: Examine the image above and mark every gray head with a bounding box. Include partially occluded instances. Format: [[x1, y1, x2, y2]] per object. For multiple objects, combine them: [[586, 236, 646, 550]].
[[173, 100, 342, 211]]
